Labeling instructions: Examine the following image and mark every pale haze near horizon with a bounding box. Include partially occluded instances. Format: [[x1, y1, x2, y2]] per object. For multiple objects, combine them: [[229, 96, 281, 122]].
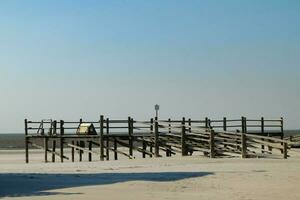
[[0, 1, 299, 133]]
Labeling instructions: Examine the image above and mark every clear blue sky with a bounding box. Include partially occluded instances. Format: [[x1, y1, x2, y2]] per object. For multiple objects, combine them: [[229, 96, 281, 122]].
[[0, 0, 300, 132]]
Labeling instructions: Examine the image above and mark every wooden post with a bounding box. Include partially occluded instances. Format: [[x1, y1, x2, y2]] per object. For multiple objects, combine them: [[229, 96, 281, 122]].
[[106, 118, 110, 160], [241, 133, 247, 158], [79, 119, 83, 161], [280, 117, 284, 154], [166, 118, 172, 157], [44, 136, 48, 163], [181, 117, 187, 156], [280, 117, 284, 139], [142, 140, 146, 158], [89, 141, 92, 162], [168, 118, 171, 133], [261, 117, 265, 153], [60, 120, 64, 163], [210, 130, 215, 158], [241, 116, 247, 133], [114, 138, 118, 160], [52, 140, 56, 162], [53, 120, 57, 134], [149, 118, 153, 157], [128, 117, 133, 156], [205, 117, 209, 128], [100, 115, 104, 161], [223, 117, 227, 131], [223, 117, 227, 148], [52, 120, 57, 162], [25, 119, 29, 163], [71, 140, 75, 162], [283, 142, 288, 159], [79, 141, 83, 162], [154, 117, 159, 157]]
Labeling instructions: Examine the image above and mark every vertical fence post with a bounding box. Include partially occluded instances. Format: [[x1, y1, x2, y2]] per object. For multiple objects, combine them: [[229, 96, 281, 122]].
[[71, 140, 75, 162], [205, 117, 209, 129], [283, 142, 288, 159], [168, 118, 171, 133], [149, 118, 153, 157], [241, 132, 247, 158], [44, 136, 48, 163], [106, 118, 110, 160], [25, 119, 29, 163], [166, 118, 172, 157], [281, 117, 284, 154], [60, 120, 65, 162], [154, 117, 159, 157], [52, 120, 57, 162], [188, 118, 191, 133], [142, 140, 146, 158], [223, 117, 227, 131], [128, 117, 133, 157], [210, 130, 215, 158], [100, 115, 104, 161], [89, 141, 92, 162], [280, 117, 284, 139], [223, 117, 228, 148], [241, 116, 247, 133], [79, 118, 83, 162], [181, 117, 187, 156], [60, 120, 64, 163], [114, 138, 118, 160], [261, 117, 265, 153]]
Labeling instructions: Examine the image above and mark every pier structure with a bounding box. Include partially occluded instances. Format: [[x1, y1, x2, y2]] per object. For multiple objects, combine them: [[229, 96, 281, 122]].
[[24, 116, 289, 163]]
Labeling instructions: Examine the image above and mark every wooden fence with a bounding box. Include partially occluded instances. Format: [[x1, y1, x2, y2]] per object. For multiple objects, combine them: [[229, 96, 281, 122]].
[[24, 116, 289, 163]]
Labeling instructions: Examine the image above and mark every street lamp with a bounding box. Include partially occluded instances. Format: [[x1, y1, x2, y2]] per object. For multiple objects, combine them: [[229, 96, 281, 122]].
[[154, 104, 160, 119]]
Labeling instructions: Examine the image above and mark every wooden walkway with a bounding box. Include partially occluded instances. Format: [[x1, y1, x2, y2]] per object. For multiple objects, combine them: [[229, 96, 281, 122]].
[[25, 116, 290, 163]]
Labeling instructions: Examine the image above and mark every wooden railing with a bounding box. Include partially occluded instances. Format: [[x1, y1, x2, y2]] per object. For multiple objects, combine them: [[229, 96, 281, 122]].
[[24, 116, 290, 163]]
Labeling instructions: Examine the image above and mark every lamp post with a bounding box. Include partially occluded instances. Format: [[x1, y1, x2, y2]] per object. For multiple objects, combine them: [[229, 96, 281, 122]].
[[154, 104, 160, 119]]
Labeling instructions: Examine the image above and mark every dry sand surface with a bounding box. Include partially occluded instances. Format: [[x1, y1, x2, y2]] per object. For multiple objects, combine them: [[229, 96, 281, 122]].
[[0, 149, 300, 200]]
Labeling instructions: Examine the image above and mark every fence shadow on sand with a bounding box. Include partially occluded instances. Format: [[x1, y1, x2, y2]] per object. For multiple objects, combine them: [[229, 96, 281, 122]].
[[0, 172, 213, 197]]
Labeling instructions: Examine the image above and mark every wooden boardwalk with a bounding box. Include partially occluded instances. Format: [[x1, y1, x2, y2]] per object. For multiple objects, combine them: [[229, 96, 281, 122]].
[[25, 116, 290, 163]]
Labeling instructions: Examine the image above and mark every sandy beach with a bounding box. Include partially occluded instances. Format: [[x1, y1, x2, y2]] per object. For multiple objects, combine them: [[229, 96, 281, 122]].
[[0, 149, 300, 200]]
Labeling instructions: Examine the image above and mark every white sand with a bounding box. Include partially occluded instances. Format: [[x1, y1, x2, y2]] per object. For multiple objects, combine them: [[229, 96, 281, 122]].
[[0, 149, 300, 200]]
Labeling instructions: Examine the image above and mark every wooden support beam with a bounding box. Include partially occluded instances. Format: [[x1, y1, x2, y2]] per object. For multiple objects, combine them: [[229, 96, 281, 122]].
[[114, 138, 118, 160], [106, 118, 110, 160], [89, 141, 92, 162], [181, 117, 187, 156], [205, 117, 209, 128], [25, 119, 29, 163], [149, 118, 153, 157], [71, 140, 75, 162], [52, 140, 56, 162], [168, 118, 171, 133], [113, 137, 154, 156], [154, 117, 159, 157], [241, 133, 247, 158], [210, 130, 215, 158], [31, 143, 69, 160], [223, 117, 227, 131], [142, 140, 146, 158], [44, 137, 48, 163], [283, 142, 288, 159], [67, 143, 100, 155], [60, 120, 64, 163], [100, 115, 105, 161], [107, 147, 135, 159], [281, 117, 284, 154], [128, 117, 133, 156]]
